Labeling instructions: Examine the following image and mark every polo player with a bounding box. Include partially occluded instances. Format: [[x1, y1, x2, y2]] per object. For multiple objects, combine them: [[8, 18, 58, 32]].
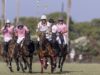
[[14, 24, 29, 49], [1, 19, 14, 56], [56, 18, 68, 45], [36, 15, 51, 42], [15, 25, 29, 44]]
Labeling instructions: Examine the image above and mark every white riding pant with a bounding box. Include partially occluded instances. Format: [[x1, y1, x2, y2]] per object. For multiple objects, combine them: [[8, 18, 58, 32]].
[[56, 33, 68, 45], [17, 37, 25, 44], [4, 37, 12, 42]]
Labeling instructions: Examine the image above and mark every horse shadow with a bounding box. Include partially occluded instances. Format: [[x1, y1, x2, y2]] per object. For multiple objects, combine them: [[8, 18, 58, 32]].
[[52, 70, 83, 74], [19, 70, 83, 74], [19, 71, 50, 74]]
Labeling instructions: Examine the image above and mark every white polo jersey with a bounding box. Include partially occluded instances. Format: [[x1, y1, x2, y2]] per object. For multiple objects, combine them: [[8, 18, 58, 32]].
[[37, 21, 51, 32], [52, 25, 58, 33]]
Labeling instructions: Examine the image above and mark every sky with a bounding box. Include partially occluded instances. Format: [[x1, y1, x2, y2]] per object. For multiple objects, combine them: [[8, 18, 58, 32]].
[[0, 0, 100, 22]]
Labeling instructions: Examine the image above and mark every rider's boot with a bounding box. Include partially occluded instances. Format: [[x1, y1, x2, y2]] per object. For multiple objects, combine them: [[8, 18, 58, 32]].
[[36, 41, 40, 50], [3, 42, 8, 57]]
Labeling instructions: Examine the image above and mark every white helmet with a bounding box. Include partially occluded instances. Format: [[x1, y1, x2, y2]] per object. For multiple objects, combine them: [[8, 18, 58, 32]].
[[6, 19, 10, 24], [41, 15, 47, 19]]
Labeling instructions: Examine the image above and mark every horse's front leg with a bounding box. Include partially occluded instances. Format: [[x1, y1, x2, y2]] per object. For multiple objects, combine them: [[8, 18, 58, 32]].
[[58, 56, 62, 68], [8, 57, 13, 72], [50, 56, 55, 73], [19, 56, 25, 72], [60, 54, 66, 72], [14, 57, 20, 71], [22, 56, 28, 70], [44, 57, 49, 69], [28, 56, 33, 73], [52, 51, 57, 69], [39, 55, 44, 73]]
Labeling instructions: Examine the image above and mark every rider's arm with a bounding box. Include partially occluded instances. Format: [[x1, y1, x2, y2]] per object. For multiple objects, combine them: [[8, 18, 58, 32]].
[[14, 27, 18, 37], [10, 25, 14, 34], [1, 27, 4, 33], [36, 22, 41, 32], [62, 28, 67, 34], [24, 26, 29, 33], [62, 24, 68, 34]]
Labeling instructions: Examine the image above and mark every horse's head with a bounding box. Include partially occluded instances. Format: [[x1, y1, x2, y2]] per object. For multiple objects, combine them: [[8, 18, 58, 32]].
[[38, 32, 46, 42]]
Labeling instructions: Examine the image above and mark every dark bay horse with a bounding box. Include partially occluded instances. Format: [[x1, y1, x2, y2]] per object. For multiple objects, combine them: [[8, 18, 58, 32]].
[[14, 32, 35, 73], [37, 32, 56, 73], [52, 32, 68, 72]]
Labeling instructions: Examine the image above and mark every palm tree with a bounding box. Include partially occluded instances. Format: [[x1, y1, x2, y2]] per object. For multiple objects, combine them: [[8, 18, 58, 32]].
[[16, 0, 20, 25], [1, 0, 6, 26], [66, 0, 72, 51], [67, 0, 72, 42]]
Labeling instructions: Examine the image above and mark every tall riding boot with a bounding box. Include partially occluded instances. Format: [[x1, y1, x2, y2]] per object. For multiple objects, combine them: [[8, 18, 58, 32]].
[[3, 42, 9, 57], [36, 41, 40, 50]]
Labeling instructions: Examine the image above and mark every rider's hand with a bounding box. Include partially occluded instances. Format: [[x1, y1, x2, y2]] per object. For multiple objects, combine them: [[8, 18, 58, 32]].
[[3, 29, 8, 33]]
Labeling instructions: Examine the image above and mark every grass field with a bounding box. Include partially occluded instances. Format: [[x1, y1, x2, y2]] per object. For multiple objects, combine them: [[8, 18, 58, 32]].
[[0, 62, 100, 75]]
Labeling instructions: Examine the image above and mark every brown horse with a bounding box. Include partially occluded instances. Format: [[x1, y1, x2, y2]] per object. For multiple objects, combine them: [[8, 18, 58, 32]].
[[7, 40, 16, 72], [0, 39, 16, 72], [37, 32, 56, 73], [1, 32, 18, 72]]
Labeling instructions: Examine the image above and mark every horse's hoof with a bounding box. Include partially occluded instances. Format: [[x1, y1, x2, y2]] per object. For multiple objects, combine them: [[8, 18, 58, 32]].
[[29, 70, 32, 73], [24, 67, 27, 70], [54, 64, 57, 69], [41, 71, 43, 73], [51, 66, 56, 73], [41, 69, 44, 73], [51, 69, 54, 73], [58, 65, 60, 68], [60, 68, 62, 72], [11, 70, 14, 72], [17, 68, 20, 71], [9, 67, 14, 72], [44, 66, 47, 69], [44, 64, 48, 69], [22, 68, 25, 73], [22, 70, 25, 73]]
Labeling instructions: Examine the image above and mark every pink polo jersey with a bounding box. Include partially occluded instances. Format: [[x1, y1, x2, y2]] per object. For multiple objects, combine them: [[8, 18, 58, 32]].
[[15, 26, 29, 38], [57, 23, 67, 33], [1, 26, 14, 40]]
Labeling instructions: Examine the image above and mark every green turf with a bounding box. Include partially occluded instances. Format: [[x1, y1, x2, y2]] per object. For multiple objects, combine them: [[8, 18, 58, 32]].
[[0, 62, 100, 75]]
